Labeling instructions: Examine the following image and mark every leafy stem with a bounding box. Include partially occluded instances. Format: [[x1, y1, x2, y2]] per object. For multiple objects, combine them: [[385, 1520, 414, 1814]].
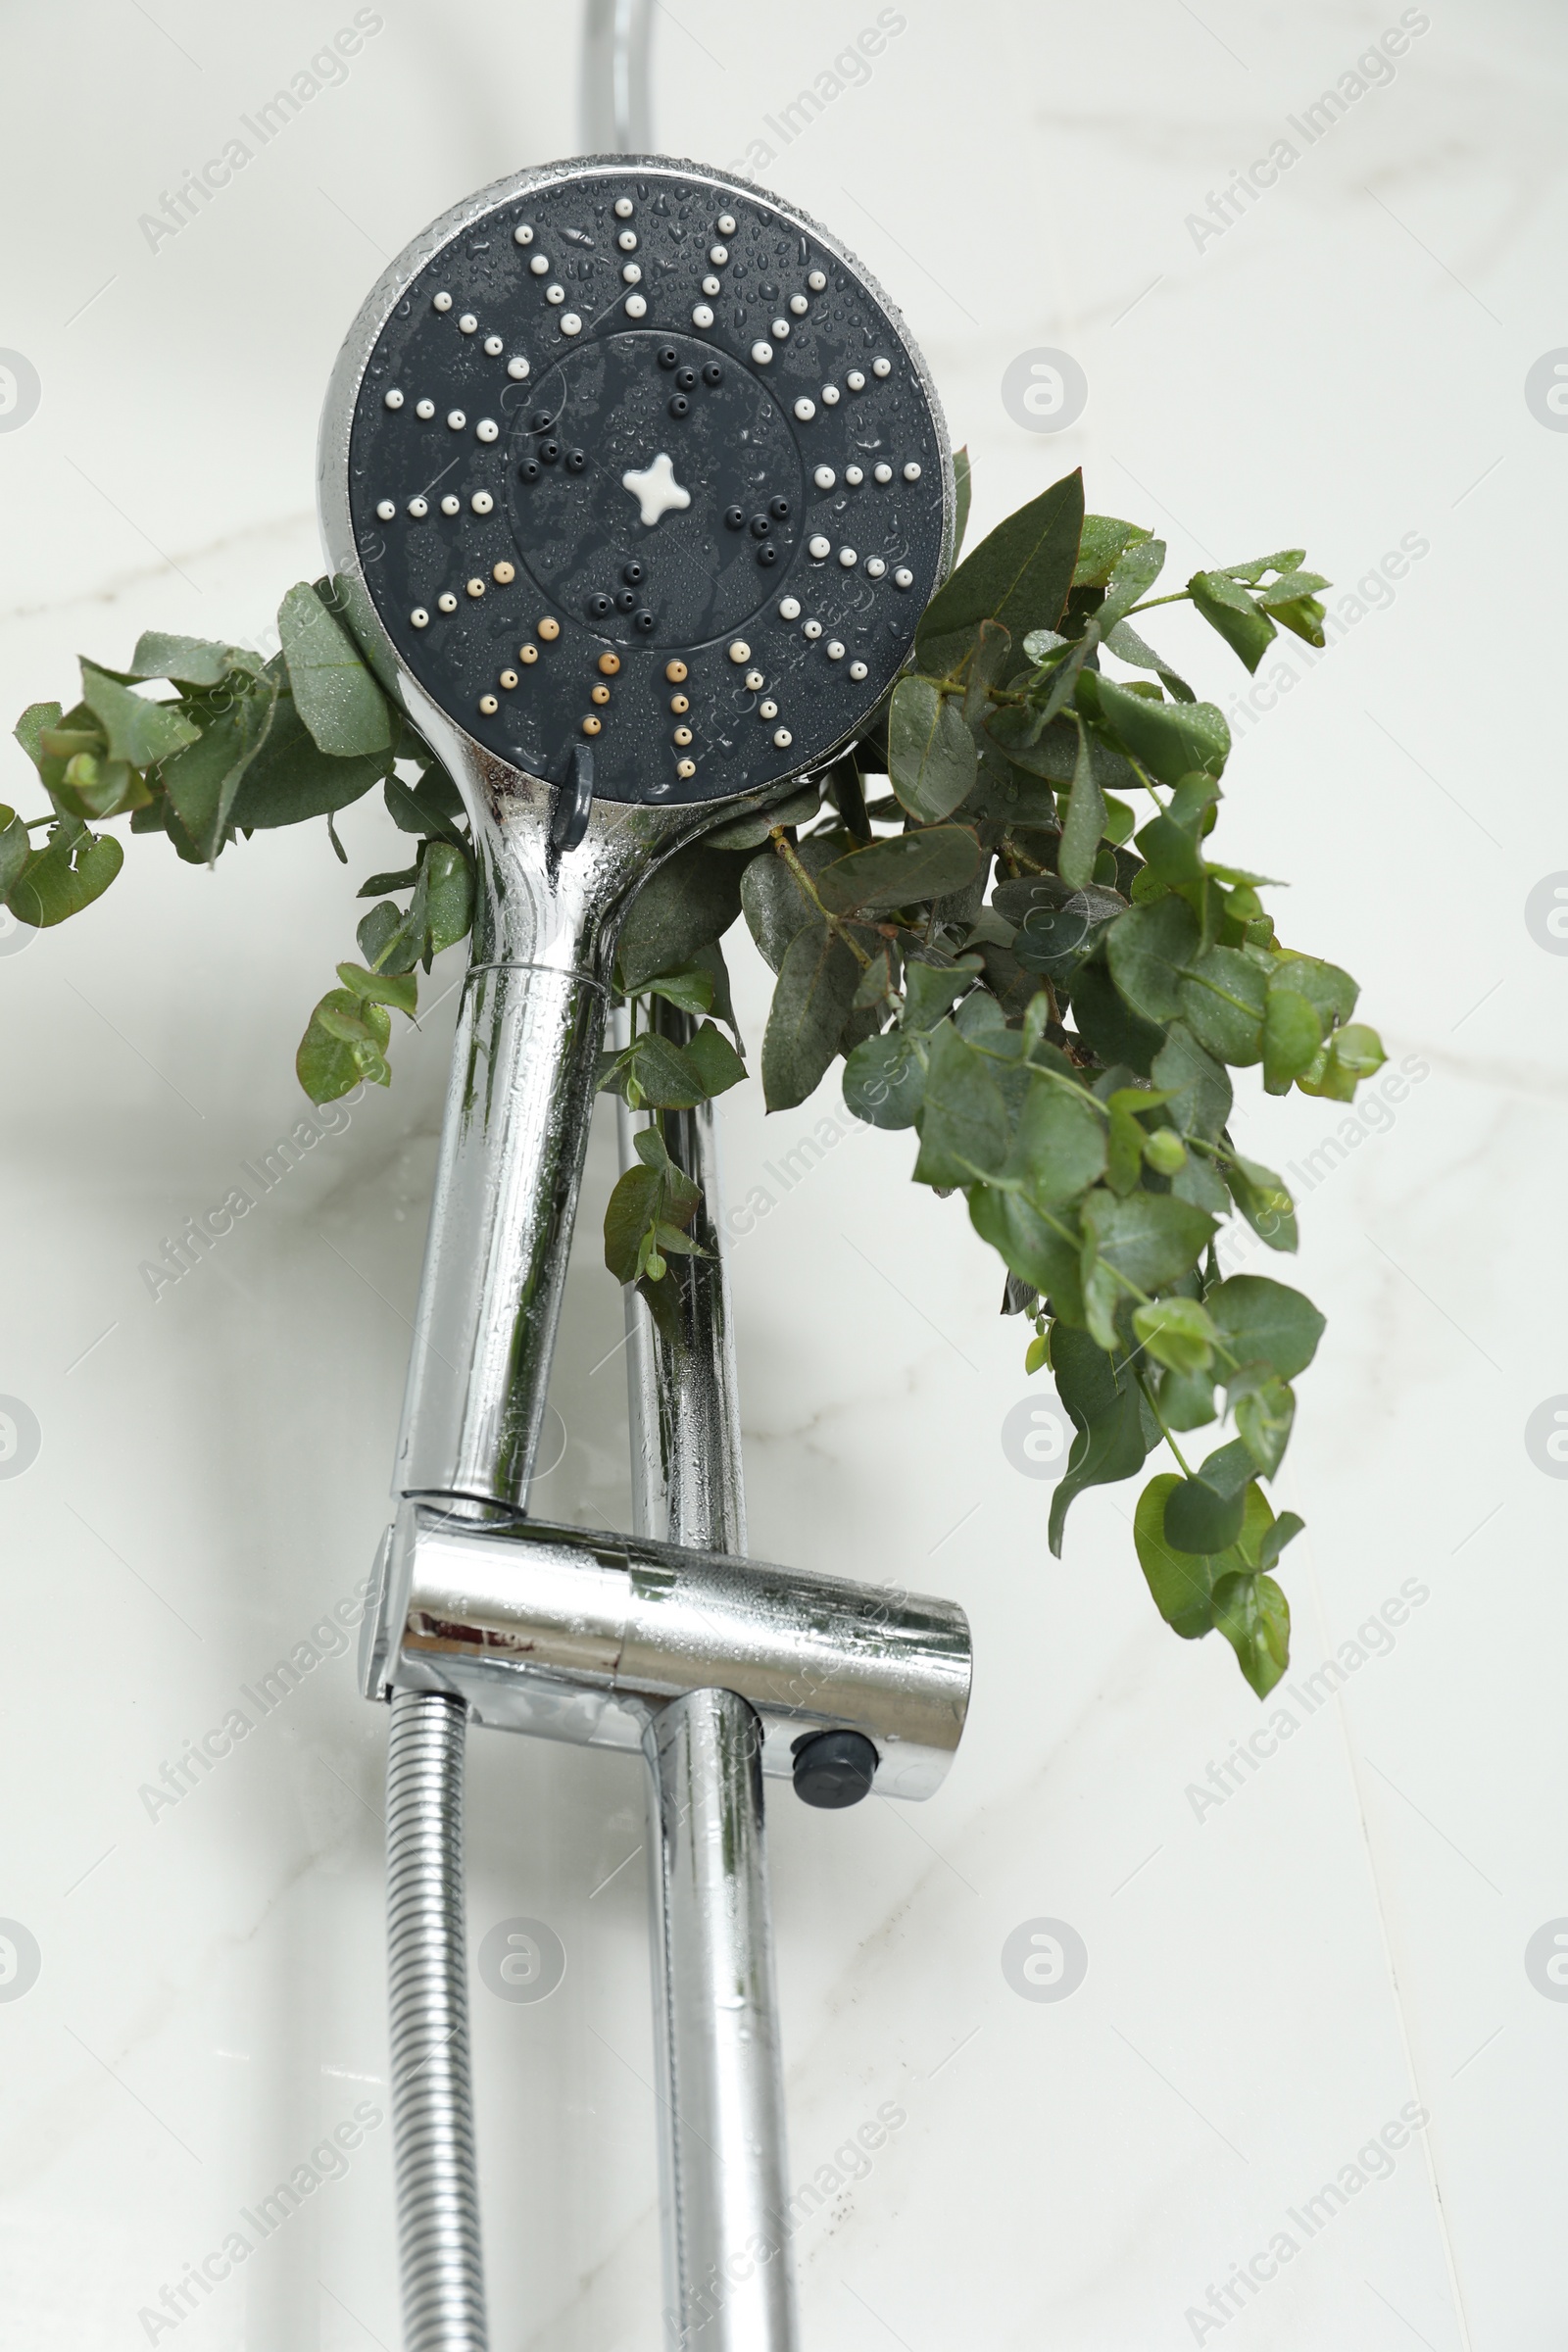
[[771, 826, 873, 969], [1134, 1361, 1193, 1475]]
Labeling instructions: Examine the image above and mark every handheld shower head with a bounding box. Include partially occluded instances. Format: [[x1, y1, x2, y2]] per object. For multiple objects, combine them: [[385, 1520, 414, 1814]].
[[318, 160, 953, 1510], [319, 154, 953, 816]]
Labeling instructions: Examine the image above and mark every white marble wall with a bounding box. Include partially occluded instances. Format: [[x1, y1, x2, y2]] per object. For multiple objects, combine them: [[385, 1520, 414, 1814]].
[[1, 2, 1562, 2345]]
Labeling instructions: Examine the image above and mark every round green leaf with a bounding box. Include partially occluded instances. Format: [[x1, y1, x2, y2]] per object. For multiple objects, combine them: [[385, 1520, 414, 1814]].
[[844, 1031, 925, 1128], [1163, 1475, 1246, 1555]]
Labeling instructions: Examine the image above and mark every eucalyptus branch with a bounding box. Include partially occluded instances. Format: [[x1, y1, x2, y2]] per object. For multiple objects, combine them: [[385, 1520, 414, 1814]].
[[2, 463, 1368, 1704]]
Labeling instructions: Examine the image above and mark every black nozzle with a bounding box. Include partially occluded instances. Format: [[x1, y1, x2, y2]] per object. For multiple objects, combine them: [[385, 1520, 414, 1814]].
[[792, 1729, 878, 1809], [550, 741, 595, 854]]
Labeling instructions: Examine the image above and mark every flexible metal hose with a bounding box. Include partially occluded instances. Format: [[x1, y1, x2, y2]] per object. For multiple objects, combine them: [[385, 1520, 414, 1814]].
[[386, 1690, 488, 2352]]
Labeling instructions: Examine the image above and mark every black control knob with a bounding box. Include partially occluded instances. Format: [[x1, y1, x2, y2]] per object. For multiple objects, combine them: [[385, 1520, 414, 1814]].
[[792, 1729, 878, 1809]]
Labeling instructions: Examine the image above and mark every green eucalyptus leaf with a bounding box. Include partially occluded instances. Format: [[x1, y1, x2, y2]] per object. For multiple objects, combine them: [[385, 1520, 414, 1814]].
[[1298, 1020, 1386, 1101], [1047, 1326, 1150, 1555], [701, 782, 821, 849], [1218, 549, 1306, 585], [1197, 1438, 1257, 1500], [383, 770, 462, 839], [987, 710, 1140, 804], [1212, 1570, 1291, 1696], [1262, 985, 1322, 1094], [276, 582, 392, 757], [1105, 896, 1200, 1023], [691, 941, 741, 1042], [854, 946, 898, 1009], [1256, 1509, 1305, 1575], [1094, 675, 1230, 785], [1080, 1189, 1215, 1337], [969, 1185, 1086, 1324], [78, 663, 199, 769], [1073, 514, 1152, 589], [1104, 1100, 1146, 1195], [1269, 595, 1328, 649], [1102, 617, 1196, 702], [760, 919, 860, 1110], [963, 619, 1013, 724], [1007, 1074, 1107, 1207], [422, 841, 474, 956], [604, 1163, 662, 1284], [739, 834, 848, 972], [627, 1032, 710, 1109], [1177, 944, 1266, 1064], [14, 701, 64, 770], [1224, 1153, 1298, 1252], [0, 808, 29, 900], [336, 960, 417, 1016], [887, 676, 978, 823], [1255, 568, 1330, 608], [229, 694, 387, 827], [1165, 1474, 1246, 1554], [912, 1021, 1009, 1184], [1272, 952, 1358, 1030], [901, 955, 982, 1033], [1188, 571, 1277, 672], [357, 902, 404, 969], [1098, 536, 1166, 630], [816, 825, 981, 916], [126, 631, 265, 688], [1156, 1363, 1218, 1431], [1235, 1373, 1295, 1477], [1171, 1154, 1228, 1218], [1137, 812, 1206, 889], [618, 844, 744, 991], [683, 1019, 746, 1098], [8, 821, 123, 927], [640, 964, 715, 1016], [952, 444, 971, 557], [1133, 1296, 1217, 1376], [1056, 720, 1104, 892], [297, 988, 390, 1101], [1067, 959, 1166, 1077], [1207, 1275, 1325, 1380], [160, 689, 275, 861], [844, 1030, 926, 1128], [1143, 1125, 1187, 1177], [918, 468, 1084, 651], [1134, 1474, 1214, 1638], [39, 727, 106, 762]]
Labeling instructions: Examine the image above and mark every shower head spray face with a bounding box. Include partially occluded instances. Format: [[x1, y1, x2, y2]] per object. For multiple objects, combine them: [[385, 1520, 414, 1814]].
[[320, 156, 953, 810]]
